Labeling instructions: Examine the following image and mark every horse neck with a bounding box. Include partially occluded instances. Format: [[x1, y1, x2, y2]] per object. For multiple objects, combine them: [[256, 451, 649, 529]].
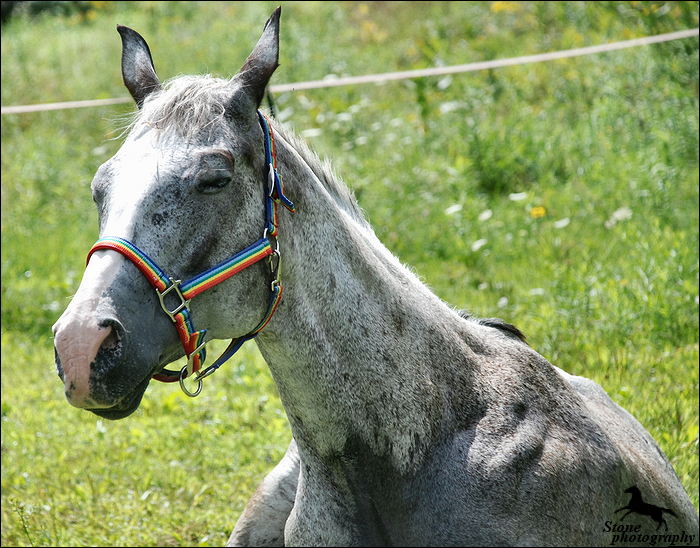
[[254, 127, 477, 473]]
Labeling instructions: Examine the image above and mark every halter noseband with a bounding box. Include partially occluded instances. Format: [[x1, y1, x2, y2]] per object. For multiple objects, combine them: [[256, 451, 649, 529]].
[[86, 111, 294, 397]]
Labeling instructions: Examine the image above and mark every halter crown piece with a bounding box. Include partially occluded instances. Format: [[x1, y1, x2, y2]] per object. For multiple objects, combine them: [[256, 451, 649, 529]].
[[86, 111, 294, 397]]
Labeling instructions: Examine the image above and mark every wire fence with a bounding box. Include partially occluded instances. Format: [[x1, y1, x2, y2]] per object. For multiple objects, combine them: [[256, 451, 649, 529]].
[[1, 27, 697, 115]]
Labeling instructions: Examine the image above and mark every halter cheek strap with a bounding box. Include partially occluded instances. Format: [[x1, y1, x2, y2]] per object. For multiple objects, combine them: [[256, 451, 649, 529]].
[[86, 111, 293, 397]]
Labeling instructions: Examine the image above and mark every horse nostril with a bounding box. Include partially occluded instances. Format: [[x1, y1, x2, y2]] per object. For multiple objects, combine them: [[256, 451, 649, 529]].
[[97, 319, 125, 358], [100, 325, 120, 350]]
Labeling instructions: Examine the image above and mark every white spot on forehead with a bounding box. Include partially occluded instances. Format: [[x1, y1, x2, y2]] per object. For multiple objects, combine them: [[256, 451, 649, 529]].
[[100, 125, 173, 237]]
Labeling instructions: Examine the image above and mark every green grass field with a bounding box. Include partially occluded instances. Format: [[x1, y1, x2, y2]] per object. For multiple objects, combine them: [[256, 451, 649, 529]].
[[2, 1, 698, 545]]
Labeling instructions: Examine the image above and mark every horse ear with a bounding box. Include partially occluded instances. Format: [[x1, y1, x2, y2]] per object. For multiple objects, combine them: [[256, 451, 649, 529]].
[[117, 25, 163, 109], [236, 6, 281, 108]]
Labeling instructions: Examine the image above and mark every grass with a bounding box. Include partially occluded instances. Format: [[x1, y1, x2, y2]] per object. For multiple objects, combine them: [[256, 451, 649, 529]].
[[2, 1, 698, 545]]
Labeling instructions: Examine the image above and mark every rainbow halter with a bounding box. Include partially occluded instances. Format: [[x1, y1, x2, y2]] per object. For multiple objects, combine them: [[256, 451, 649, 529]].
[[86, 111, 294, 397]]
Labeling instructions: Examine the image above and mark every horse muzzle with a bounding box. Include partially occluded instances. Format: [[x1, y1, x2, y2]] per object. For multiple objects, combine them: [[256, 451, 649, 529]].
[[53, 314, 125, 408], [53, 314, 159, 419], [52, 247, 170, 418]]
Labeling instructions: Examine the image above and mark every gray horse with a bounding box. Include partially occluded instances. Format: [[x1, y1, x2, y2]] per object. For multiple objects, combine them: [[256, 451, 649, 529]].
[[52, 7, 698, 546]]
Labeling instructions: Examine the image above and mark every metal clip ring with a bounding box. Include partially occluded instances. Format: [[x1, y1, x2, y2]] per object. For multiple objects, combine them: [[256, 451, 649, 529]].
[[269, 247, 281, 282], [268, 163, 276, 197], [179, 365, 203, 397]]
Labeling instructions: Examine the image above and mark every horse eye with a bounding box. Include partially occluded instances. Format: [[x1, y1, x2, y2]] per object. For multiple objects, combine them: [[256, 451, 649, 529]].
[[196, 175, 231, 194]]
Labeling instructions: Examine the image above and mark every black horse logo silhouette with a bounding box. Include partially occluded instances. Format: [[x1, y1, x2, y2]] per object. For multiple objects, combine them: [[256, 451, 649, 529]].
[[615, 486, 678, 531]]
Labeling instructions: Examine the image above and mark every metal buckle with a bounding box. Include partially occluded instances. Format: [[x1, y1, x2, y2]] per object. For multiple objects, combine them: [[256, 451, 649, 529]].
[[156, 278, 191, 322], [186, 339, 207, 378]]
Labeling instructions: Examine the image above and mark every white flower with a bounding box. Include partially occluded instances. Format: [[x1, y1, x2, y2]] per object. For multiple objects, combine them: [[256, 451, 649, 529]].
[[438, 75, 453, 90], [439, 101, 462, 114], [604, 206, 633, 229], [478, 209, 493, 221], [471, 238, 488, 251]]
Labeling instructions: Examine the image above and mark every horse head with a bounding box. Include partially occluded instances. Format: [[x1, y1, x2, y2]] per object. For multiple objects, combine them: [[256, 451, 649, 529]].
[[52, 8, 283, 419]]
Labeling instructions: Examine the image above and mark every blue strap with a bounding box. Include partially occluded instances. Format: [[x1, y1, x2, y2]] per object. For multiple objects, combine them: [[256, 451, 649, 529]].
[[190, 282, 283, 382], [258, 110, 295, 213]]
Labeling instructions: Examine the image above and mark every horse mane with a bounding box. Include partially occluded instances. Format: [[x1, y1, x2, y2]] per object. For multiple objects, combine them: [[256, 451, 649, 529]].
[[121, 74, 369, 227], [457, 310, 528, 343], [123, 74, 230, 141]]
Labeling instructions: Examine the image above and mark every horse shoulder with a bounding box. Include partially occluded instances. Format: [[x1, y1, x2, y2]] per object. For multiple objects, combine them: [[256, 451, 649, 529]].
[[435, 326, 624, 541]]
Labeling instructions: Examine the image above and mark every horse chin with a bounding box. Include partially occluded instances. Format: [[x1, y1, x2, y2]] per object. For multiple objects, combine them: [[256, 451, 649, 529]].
[[87, 375, 151, 420]]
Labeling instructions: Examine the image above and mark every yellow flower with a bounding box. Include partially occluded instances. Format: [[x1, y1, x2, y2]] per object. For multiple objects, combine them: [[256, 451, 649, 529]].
[[491, 1, 522, 14], [530, 206, 546, 219]]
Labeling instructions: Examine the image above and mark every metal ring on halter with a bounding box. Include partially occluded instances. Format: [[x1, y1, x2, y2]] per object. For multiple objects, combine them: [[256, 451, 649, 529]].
[[179, 365, 203, 397]]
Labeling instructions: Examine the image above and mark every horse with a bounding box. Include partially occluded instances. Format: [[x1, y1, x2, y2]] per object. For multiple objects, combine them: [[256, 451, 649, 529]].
[[52, 7, 699, 546], [615, 486, 679, 532]]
